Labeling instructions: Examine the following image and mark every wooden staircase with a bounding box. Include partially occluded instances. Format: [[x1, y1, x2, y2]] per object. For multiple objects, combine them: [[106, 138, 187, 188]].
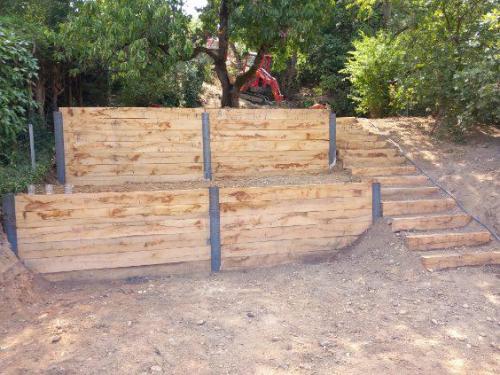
[[337, 117, 496, 270]]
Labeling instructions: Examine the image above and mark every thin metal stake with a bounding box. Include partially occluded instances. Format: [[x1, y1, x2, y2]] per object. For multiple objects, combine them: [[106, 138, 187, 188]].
[[53, 111, 66, 184], [28, 123, 36, 169]]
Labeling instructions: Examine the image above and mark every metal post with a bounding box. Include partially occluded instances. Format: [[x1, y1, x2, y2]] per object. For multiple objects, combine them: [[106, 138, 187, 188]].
[[329, 112, 337, 170], [209, 186, 221, 272], [372, 182, 382, 221], [53, 111, 66, 184], [2, 193, 18, 255], [28, 123, 36, 169], [202, 112, 212, 180]]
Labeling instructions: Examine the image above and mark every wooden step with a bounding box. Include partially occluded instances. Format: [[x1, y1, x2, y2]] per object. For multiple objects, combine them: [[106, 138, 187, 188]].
[[373, 175, 430, 186], [391, 213, 471, 232], [351, 165, 417, 177], [337, 134, 381, 142], [339, 148, 399, 158], [343, 156, 407, 168], [382, 186, 440, 199], [406, 231, 491, 251], [421, 251, 500, 271], [337, 140, 388, 150], [383, 198, 456, 216]]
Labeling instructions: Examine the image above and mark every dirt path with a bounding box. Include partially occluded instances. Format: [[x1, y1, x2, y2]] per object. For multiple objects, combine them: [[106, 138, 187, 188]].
[[1, 222, 498, 374], [361, 117, 500, 236]]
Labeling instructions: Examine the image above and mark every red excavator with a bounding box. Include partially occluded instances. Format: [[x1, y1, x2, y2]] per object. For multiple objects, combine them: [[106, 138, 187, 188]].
[[240, 52, 284, 104], [206, 38, 284, 103]]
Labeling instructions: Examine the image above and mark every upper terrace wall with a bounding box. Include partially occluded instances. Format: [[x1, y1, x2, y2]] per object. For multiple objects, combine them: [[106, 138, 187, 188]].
[[59, 108, 331, 185]]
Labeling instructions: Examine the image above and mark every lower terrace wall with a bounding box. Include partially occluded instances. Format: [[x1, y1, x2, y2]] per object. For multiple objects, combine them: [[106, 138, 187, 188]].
[[12, 181, 374, 277], [15, 189, 210, 274], [219, 182, 372, 269]]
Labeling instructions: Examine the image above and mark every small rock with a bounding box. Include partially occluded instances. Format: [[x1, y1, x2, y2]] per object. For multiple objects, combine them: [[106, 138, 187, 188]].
[[398, 310, 407, 315], [319, 340, 329, 347], [246, 312, 255, 318], [150, 365, 162, 372], [51, 335, 61, 343], [196, 320, 206, 326], [127, 321, 133, 327], [486, 317, 493, 322], [479, 333, 487, 337], [271, 336, 280, 342], [466, 344, 471, 349], [462, 304, 469, 309], [431, 319, 439, 325]]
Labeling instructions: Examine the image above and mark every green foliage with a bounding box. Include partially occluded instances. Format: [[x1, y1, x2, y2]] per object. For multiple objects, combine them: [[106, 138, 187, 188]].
[[0, 24, 38, 164], [342, 0, 499, 137], [342, 32, 404, 117]]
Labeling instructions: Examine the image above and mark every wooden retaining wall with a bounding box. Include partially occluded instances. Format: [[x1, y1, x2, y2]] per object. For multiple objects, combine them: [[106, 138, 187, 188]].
[[14, 189, 210, 274], [61, 107, 205, 185], [209, 109, 330, 177], [12, 181, 375, 277], [59, 107, 331, 184], [219, 182, 372, 269]]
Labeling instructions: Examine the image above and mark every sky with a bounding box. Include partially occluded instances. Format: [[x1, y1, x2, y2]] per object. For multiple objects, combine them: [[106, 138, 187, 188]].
[[183, 0, 207, 16]]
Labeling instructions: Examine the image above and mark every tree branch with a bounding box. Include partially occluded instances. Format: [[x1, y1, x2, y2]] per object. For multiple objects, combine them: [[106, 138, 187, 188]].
[[192, 45, 220, 61], [234, 45, 267, 89]]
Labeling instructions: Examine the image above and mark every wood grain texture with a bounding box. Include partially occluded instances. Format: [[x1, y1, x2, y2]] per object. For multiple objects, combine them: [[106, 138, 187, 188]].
[[61, 107, 204, 184], [16, 189, 210, 273], [421, 251, 500, 271], [219, 183, 372, 267]]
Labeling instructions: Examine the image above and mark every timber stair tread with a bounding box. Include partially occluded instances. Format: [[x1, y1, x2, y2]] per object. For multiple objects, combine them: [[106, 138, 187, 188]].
[[390, 213, 472, 232], [343, 156, 408, 168], [420, 250, 500, 271], [351, 165, 417, 177], [406, 230, 492, 251], [382, 186, 441, 199], [371, 175, 431, 187], [382, 198, 456, 216]]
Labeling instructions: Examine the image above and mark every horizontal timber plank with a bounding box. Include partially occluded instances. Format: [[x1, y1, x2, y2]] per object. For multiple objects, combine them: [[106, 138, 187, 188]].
[[219, 183, 370, 203], [391, 214, 471, 232], [19, 231, 209, 258], [16, 190, 208, 212], [213, 163, 327, 174], [24, 246, 211, 273], [17, 218, 209, 243], [66, 174, 204, 185], [212, 140, 328, 152], [211, 130, 328, 141], [221, 210, 372, 230], [421, 251, 500, 271], [65, 131, 201, 143], [406, 231, 491, 251], [208, 108, 329, 121], [63, 118, 203, 131], [17, 204, 208, 226], [222, 236, 358, 258], [61, 107, 203, 119], [68, 141, 202, 153], [383, 198, 456, 216], [67, 152, 203, 165], [221, 220, 371, 245], [220, 198, 371, 217], [67, 163, 202, 177]]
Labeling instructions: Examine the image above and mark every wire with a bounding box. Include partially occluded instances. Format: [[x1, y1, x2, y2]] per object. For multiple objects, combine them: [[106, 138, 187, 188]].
[[363, 118, 500, 242]]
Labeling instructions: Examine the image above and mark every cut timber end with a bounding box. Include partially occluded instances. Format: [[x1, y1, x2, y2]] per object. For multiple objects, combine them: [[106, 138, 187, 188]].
[[391, 213, 471, 232], [421, 251, 500, 271], [406, 231, 491, 251], [383, 198, 456, 216]]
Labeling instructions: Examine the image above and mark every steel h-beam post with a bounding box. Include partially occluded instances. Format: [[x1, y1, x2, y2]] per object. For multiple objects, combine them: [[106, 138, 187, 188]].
[[372, 182, 382, 221], [329, 112, 337, 170], [2, 193, 18, 255], [209, 186, 221, 272], [202, 112, 212, 180], [53, 111, 66, 184]]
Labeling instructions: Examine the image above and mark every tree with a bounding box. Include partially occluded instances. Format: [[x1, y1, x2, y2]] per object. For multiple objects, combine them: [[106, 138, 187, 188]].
[[0, 24, 38, 164], [196, 0, 328, 107]]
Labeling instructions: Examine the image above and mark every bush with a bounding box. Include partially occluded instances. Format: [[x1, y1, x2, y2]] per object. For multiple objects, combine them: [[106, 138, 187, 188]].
[[342, 32, 404, 117], [0, 24, 38, 164]]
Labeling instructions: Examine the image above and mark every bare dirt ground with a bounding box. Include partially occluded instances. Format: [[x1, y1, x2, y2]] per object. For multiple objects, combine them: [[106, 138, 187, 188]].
[[361, 117, 500, 236], [1, 117, 499, 374]]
